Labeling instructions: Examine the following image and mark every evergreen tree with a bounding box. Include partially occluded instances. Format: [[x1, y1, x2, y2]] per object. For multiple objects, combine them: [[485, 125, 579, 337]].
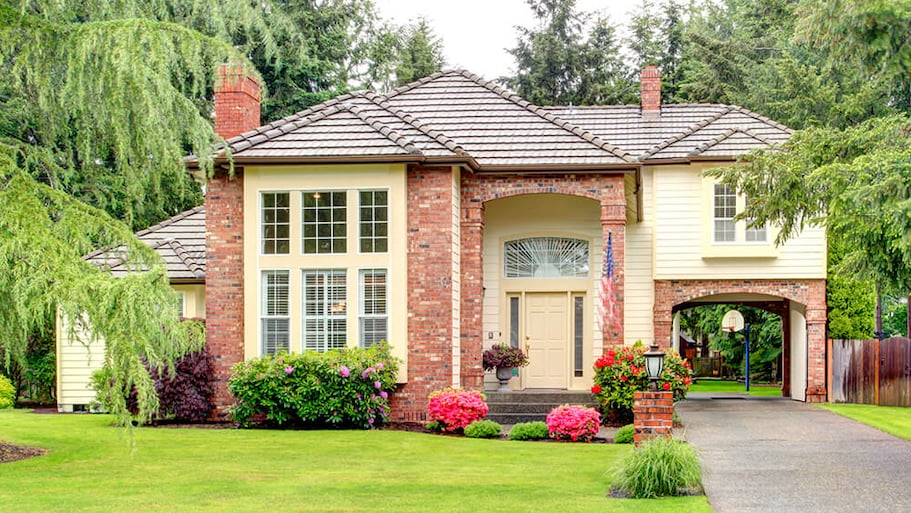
[[394, 17, 445, 87]]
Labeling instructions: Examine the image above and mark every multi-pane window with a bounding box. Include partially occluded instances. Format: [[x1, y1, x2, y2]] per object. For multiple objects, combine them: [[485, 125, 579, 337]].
[[262, 192, 290, 254], [713, 184, 736, 242], [302, 270, 347, 352], [359, 190, 388, 253], [261, 270, 290, 355], [302, 191, 346, 254], [359, 269, 388, 347], [744, 197, 767, 242]]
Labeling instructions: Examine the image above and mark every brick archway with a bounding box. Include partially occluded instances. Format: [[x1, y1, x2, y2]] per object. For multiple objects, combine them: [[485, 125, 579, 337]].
[[654, 279, 827, 402]]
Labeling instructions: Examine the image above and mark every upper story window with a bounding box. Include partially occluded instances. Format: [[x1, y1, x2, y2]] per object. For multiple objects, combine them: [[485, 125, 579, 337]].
[[713, 184, 736, 243], [261, 270, 290, 355], [302, 191, 346, 254], [262, 192, 290, 254], [359, 190, 388, 253], [504, 237, 590, 278]]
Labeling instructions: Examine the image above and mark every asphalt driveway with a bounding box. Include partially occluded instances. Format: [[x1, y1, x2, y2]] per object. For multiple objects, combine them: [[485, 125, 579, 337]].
[[676, 393, 911, 513]]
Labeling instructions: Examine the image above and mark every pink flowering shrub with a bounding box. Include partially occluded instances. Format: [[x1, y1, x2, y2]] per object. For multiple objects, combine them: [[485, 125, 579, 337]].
[[546, 404, 601, 442], [591, 341, 692, 421], [228, 342, 399, 429], [427, 387, 489, 432]]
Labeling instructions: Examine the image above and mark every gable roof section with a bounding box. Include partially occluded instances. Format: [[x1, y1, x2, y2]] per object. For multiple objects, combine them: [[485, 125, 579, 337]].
[[220, 70, 634, 171], [544, 104, 792, 161], [85, 206, 206, 281]]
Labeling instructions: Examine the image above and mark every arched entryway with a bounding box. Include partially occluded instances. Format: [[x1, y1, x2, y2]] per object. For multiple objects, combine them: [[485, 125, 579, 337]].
[[654, 280, 827, 402]]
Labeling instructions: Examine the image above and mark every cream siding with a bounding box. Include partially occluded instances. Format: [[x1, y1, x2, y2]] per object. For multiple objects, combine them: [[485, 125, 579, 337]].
[[652, 163, 826, 279], [172, 284, 206, 318], [625, 167, 656, 345], [242, 164, 409, 380]]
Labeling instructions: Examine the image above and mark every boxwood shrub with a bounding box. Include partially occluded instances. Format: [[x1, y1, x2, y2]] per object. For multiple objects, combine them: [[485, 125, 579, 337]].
[[508, 421, 549, 441], [228, 343, 399, 429], [614, 424, 635, 444], [464, 419, 502, 438]]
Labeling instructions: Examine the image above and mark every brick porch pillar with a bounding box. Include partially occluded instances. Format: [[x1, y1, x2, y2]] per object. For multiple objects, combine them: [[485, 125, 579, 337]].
[[460, 201, 484, 389], [633, 390, 674, 445], [806, 280, 827, 402], [600, 175, 626, 350]]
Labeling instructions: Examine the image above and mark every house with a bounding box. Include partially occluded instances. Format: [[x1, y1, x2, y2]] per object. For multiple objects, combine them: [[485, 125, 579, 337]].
[[58, 65, 827, 419]]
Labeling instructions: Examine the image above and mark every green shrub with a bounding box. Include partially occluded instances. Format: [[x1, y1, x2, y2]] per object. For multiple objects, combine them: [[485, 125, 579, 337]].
[[228, 343, 399, 429], [592, 341, 692, 420], [614, 424, 635, 444], [508, 421, 549, 441], [0, 374, 15, 409], [610, 436, 702, 498], [425, 420, 443, 432], [464, 419, 502, 438]]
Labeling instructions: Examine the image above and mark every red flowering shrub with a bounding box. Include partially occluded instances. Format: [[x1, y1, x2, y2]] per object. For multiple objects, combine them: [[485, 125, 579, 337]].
[[545, 404, 601, 442], [592, 341, 692, 420], [427, 387, 489, 432]]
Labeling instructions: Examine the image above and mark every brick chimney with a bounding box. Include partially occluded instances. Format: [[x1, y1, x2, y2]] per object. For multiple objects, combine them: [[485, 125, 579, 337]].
[[641, 66, 661, 119], [214, 63, 261, 139]]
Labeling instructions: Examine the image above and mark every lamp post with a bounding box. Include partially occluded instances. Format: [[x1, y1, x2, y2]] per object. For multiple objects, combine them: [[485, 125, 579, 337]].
[[644, 342, 666, 390]]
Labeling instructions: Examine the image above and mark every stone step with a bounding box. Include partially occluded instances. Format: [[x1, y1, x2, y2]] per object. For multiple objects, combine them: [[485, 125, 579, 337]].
[[484, 391, 597, 425], [486, 412, 552, 425], [485, 391, 596, 404]]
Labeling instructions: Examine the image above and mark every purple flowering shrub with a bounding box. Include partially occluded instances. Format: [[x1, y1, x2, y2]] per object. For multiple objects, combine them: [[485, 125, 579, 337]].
[[228, 342, 399, 429]]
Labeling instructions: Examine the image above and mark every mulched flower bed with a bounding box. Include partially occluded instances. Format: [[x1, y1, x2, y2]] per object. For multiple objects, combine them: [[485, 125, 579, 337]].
[[0, 442, 47, 464]]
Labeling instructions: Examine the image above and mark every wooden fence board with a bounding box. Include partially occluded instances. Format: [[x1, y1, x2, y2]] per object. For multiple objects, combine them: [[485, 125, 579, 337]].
[[830, 337, 911, 406]]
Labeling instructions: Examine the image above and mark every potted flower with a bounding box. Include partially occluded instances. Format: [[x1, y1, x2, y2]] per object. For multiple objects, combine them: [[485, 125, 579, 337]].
[[483, 344, 530, 391]]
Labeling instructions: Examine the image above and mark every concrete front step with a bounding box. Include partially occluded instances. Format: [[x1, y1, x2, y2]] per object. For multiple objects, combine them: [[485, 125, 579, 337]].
[[485, 390, 597, 424]]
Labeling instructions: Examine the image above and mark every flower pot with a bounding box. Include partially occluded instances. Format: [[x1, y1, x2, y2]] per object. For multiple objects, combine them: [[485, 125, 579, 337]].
[[495, 366, 517, 392]]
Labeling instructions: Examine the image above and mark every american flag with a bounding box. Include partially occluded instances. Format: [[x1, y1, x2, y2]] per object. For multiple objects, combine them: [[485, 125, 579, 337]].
[[598, 232, 622, 334]]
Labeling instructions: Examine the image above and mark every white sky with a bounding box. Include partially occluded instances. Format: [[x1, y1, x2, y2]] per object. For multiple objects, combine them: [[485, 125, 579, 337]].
[[374, 0, 638, 81]]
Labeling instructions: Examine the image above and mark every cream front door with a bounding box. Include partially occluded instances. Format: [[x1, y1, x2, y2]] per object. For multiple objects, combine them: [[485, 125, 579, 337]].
[[524, 292, 568, 388]]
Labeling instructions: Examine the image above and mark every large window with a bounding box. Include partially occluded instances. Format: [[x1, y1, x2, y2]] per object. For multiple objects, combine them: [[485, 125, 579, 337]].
[[359, 190, 388, 253], [504, 237, 589, 278], [359, 269, 388, 347], [302, 270, 347, 352], [261, 270, 290, 355], [262, 192, 290, 254], [302, 191, 346, 254], [713, 184, 736, 243]]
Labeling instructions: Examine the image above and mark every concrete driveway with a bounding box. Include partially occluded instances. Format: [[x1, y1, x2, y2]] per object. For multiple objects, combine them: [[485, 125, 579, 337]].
[[676, 393, 911, 513]]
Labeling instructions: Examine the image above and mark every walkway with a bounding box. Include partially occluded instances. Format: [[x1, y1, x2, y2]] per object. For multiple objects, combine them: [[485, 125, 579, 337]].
[[676, 393, 911, 513]]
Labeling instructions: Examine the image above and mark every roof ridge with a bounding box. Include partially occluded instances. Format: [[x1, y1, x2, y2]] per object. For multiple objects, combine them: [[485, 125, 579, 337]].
[[165, 239, 206, 279], [342, 102, 422, 155], [382, 69, 460, 99], [361, 91, 468, 158], [451, 70, 636, 163], [135, 205, 205, 238], [641, 106, 735, 160], [729, 105, 795, 134]]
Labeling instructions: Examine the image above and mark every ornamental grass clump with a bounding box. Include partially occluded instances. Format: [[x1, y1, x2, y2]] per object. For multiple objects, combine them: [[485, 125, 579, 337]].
[[427, 387, 489, 432], [591, 341, 692, 421], [482, 344, 529, 371], [228, 342, 399, 429], [545, 404, 601, 442], [610, 436, 702, 498]]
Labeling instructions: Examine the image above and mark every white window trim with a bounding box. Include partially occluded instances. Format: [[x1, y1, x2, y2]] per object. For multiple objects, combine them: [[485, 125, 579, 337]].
[[260, 191, 291, 256], [357, 189, 390, 255], [301, 269, 348, 353], [260, 269, 291, 356], [359, 268, 389, 347]]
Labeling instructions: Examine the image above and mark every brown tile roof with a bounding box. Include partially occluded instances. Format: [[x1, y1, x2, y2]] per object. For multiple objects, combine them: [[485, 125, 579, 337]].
[[216, 70, 791, 170], [85, 206, 206, 281]]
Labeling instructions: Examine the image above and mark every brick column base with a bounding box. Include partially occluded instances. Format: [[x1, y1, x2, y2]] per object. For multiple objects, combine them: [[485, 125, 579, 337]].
[[633, 391, 674, 445], [806, 385, 826, 403]]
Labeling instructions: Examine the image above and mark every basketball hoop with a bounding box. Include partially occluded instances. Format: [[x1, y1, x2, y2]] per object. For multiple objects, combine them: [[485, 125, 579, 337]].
[[721, 310, 744, 333]]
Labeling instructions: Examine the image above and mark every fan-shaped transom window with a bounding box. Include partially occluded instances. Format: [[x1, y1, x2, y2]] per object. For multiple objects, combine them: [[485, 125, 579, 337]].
[[504, 237, 590, 278]]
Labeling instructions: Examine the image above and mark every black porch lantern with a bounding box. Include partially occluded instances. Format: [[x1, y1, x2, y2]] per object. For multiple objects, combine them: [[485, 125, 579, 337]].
[[644, 342, 666, 390]]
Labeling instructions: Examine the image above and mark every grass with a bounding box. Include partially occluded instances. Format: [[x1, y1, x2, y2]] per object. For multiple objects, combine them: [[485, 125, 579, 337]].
[[0, 409, 711, 513], [818, 403, 911, 441], [689, 379, 783, 397]]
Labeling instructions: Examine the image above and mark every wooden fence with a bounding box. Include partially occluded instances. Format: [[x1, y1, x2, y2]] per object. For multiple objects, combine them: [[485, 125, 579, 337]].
[[829, 337, 911, 406]]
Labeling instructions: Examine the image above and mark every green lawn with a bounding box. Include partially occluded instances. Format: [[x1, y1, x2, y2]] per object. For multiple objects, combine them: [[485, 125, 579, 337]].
[[0, 409, 710, 513], [818, 403, 911, 441], [689, 379, 783, 397]]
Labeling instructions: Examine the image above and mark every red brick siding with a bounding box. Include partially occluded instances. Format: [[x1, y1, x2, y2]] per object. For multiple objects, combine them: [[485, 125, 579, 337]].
[[204, 170, 245, 419], [654, 279, 827, 402], [633, 390, 674, 444], [389, 165, 458, 422], [640, 66, 661, 115]]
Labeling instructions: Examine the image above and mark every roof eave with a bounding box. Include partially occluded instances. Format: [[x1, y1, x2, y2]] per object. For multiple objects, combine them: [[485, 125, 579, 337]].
[[473, 164, 639, 174]]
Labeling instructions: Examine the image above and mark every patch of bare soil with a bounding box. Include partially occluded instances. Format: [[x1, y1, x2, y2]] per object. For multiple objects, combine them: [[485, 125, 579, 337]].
[[0, 441, 47, 464]]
